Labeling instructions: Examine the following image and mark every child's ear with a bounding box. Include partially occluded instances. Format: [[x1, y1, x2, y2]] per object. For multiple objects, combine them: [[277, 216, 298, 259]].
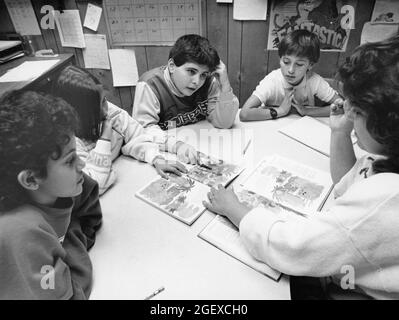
[[308, 63, 314, 71], [17, 170, 40, 191], [168, 59, 176, 73]]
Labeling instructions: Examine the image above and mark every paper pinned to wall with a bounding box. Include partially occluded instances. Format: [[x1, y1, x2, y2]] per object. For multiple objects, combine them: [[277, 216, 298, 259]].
[[4, 0, 41, 36], [54, 10, 86, 48], [217, 0, 233, 3], [0, 60, 60, 82], [361, 22, 399, 44], [109, 49, 138, 87], [371, 0, 399, 24], [233, 0, 267, 20], [83, 3, 102, 31], [83, 34, 110, 70]]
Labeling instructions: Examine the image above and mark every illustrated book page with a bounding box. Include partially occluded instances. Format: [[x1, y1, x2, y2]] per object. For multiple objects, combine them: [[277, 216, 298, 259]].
[[240, 154, 333, 215]]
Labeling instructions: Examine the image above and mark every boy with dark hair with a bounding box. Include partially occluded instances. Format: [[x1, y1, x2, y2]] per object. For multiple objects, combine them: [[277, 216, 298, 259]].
[[0, 90, 102, 299], [240, 29, 340, 121], [133, 34, 239, 131]]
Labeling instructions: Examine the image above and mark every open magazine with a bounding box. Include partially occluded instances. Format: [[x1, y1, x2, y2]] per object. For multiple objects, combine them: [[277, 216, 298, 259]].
[[199, 154, 333, 280], [135, 153, 245, 225]]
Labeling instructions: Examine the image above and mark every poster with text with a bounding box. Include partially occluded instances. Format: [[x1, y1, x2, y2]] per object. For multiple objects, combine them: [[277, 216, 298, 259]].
[[268, 0, 357, 52]]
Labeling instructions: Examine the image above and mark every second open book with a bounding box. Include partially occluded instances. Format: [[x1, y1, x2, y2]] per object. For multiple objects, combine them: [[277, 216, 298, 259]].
[[198, 154, 333, 281]]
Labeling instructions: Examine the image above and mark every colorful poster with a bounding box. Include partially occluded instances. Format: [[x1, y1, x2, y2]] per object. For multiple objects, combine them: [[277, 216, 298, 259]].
[[267, 0, 357, 52]]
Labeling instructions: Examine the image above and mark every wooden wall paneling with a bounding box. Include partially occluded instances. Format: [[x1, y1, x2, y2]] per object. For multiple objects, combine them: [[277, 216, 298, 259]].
[[240, 21, 269, 103], [312, 52, 340, 78], [76, 1, 123, 109], [200, 0, 207, 38], [227, 5, 242, 100], [337, 0, 375, 67], [207, 1, 228, 62], [267, 50, 280, 74], [129, 46, 148, 114], [30, 0, 61, 53], [0, 0, 14, 33], [146, 46, 170, 70]]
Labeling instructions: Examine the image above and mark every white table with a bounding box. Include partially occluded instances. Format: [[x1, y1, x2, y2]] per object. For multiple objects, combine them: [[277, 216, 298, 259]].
[[89, 114, 332, 300]]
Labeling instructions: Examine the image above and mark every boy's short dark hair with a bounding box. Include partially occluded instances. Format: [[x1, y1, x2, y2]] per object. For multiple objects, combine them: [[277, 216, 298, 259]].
[[0, 90, 78, 211], [278, 30, 320, 64], [169, 34, 220, 72]]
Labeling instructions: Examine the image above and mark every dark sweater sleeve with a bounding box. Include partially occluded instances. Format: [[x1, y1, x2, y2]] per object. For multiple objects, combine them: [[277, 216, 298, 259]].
[[70, 173, 103, 250], [62, 174, 103, 299]]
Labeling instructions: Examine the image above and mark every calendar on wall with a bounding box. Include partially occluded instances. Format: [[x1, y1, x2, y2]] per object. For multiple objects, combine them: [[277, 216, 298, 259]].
[[103, 0, 202, 46]]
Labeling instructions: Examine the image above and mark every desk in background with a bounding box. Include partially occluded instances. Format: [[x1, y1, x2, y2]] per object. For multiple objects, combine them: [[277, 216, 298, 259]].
[[0, 53, 75, 97], [89, 114, 332, 300]]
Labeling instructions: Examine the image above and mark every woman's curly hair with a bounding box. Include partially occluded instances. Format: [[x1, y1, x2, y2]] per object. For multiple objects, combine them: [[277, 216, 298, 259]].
[[338, 34, 399, 174], [0, 90, 78, 211]]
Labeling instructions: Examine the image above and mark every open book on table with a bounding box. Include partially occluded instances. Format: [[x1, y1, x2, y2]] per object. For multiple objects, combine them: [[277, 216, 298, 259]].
[[135, 153, 245, 225], [278, 116, 357, 157], [198, 154, 333, 280]]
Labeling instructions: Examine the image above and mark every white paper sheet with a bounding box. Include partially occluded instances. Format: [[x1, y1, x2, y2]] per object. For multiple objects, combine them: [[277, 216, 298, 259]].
[[54, 10, 86, 48], [0, 60, 60, 82], [83, 34, 110, 70], [4, 0, 41, 36], [217, 0, 233, 3], [108, 49, 138, 87], [371, 0, 399, 24], [83, 3, 102, 31], [233, 0, 267, 20]]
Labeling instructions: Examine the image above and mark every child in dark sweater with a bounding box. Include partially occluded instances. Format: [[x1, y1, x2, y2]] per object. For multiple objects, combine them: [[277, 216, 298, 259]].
[[0, 90, 102, 299]]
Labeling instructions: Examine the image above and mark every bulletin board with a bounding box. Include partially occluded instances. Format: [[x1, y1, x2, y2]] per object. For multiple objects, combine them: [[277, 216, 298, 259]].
[[103, 0, 202, 46]]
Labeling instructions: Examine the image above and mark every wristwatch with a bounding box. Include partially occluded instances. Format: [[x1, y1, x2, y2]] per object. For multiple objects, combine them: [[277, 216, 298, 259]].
[[269, 108, 278, 119]]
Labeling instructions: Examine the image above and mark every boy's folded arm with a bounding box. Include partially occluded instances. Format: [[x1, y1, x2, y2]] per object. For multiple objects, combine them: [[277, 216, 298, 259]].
[[207, 79, 239, 129], [76, 139, 115, 195], [239, 95, 272, 121], [132, 81, 162, 129]]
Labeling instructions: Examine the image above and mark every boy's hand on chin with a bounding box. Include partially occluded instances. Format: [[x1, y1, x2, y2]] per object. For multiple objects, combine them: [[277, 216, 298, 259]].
[[213, 60, 231, 91]]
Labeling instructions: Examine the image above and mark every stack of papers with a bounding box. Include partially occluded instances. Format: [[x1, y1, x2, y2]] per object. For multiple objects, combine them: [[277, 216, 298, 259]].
[[0, 60, 60, 82]]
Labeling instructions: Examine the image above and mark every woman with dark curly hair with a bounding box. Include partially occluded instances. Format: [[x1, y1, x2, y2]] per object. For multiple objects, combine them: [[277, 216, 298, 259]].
[[0, 90, 102, 299], [202, 34, 399, 299]]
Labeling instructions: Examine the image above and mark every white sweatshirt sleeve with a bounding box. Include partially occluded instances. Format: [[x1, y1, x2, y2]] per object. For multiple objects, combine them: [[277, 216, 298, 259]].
[[239, 204, 365, 277], [206, 78, 239, 129], [76, 138, 116, 195], [132, 81, 161, 129]]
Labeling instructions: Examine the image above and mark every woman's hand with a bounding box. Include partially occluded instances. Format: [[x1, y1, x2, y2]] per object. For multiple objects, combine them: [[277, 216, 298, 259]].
[[203, 185, 251, 227], [175, 142, 198, 164], [153, 156, 188, 179], [329, 98, 354, 134]]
